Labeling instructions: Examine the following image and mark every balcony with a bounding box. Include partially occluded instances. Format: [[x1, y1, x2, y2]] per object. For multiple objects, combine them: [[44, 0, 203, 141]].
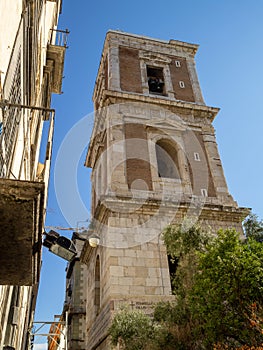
[[69, 305, 86, 315], [46, 29, 69, 94], [0, 179, 45, 285]]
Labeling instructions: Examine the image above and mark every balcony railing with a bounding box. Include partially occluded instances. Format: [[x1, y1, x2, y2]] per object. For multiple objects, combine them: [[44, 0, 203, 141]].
[[49, 28, 69, 47]]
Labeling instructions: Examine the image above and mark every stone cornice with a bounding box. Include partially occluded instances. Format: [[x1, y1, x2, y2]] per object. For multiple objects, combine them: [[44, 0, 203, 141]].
[[91, 194, 250, 224], [101, 90, 219, 120], [106, 30, 199, 56]]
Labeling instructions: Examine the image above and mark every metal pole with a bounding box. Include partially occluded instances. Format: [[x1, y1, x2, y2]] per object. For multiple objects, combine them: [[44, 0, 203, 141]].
[[0, 101, 55, 114]]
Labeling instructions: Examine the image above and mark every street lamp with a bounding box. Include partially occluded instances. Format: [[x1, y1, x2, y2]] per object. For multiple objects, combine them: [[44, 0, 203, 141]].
[[75, 230, 100, 248], [43, 230, 77, 261], [43, 230, 100, 261], [88, 234, 100, 248]]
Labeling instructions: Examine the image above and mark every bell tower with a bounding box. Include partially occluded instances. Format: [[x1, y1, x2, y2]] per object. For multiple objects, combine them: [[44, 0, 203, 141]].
[[80, 31, 248, 350]]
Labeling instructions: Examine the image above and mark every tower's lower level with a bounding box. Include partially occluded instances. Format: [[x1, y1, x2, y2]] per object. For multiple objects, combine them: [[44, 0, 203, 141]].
[[80, 194, 247, 350]]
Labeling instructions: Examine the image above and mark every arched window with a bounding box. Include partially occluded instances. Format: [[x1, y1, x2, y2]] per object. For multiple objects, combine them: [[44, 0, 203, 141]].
[[155, 139, 180, 179], [94, 255, 100, 315]]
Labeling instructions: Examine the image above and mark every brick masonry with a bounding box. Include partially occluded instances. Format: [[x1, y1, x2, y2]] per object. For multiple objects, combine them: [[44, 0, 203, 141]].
[[119, 46, 142, 94], [169, 56, 195, 102], [124, 123, 153, 191]]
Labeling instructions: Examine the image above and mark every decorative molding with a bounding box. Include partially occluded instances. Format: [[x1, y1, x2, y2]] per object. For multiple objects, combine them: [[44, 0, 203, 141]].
[[139, 51, 172, 65], [146, 119, 187, 132]]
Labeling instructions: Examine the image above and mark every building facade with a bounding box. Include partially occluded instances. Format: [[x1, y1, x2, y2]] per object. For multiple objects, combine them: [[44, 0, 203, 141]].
[[70, 31, 248, 349], [0, 0, 66, 348], [63, 234, 87, 349]]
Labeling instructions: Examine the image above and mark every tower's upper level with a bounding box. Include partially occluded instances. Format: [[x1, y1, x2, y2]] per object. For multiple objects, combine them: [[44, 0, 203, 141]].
[[93, 30, 205, 109], [86, 30, 248, 227]]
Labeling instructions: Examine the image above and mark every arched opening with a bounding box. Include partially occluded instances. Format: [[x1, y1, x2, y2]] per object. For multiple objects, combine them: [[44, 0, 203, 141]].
[[94, 255, 100, 315], [155, 139, 180, 179]]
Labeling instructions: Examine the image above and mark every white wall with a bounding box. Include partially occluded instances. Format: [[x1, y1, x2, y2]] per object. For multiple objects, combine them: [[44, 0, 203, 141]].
[[0, 0, 22, 84]]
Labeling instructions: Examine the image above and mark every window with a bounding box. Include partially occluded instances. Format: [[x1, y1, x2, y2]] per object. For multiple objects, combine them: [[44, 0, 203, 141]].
[[179, 81, 185, 88], [1, 52, 22, 176], [168, 255, 179, 277], [201, 188, 208, 197], [155, 139, 180, 179], [175, 60, 181, 67], [147, 66, 165, 95], [194, 152, 200, 161], [94, 255, 101, 315]]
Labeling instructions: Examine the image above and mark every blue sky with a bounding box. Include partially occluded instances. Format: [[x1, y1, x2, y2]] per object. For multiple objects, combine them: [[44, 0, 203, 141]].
[[34, 0, 263, 346]]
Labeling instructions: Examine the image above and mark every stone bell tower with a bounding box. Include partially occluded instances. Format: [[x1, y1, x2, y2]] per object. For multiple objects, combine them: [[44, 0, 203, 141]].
[[80, 31, 248, 350]]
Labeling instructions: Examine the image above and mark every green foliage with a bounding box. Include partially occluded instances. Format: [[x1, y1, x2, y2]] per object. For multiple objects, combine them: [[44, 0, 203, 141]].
[[163, 223, 210, 301], [243, 213, 263, 242], [155, 224, 212, 349], [109, 304, 188, 350], [162, 222, 210, 258], [160, 225, 263, 348], [109, 307, 154, 350], [153, 301, 197, 350], [190, 229, 263, 347]]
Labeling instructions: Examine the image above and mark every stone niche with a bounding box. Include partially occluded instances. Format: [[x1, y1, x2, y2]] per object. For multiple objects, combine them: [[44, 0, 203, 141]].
[[0, 178, 45, 285]]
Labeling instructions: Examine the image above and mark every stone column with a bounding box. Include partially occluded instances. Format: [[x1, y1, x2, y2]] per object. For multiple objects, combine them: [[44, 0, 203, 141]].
[[187, 58, 205, 104], [108, 44, 121, 91]]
